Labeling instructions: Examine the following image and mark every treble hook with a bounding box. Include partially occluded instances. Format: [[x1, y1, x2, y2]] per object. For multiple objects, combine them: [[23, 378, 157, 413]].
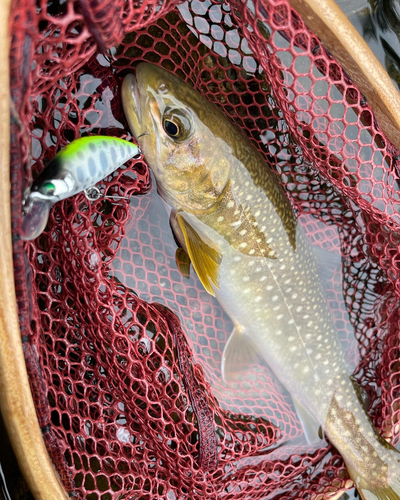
[[84, 186, 130, 202]]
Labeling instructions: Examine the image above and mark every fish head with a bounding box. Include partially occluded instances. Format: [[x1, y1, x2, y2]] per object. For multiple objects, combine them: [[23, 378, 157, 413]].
[[122, 63, 232, 211]]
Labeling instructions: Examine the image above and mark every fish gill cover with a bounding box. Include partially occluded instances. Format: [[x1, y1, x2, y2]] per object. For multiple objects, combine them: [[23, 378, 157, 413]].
[[8, 0, 400, 498]]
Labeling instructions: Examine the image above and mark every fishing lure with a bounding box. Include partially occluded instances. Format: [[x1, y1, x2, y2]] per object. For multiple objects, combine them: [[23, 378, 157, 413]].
[[21, 136, 141, 240]]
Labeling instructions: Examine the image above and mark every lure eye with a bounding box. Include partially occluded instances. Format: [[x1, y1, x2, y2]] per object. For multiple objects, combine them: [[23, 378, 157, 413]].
[[40, 181, 56, 196], [162, 109, 192, 141]]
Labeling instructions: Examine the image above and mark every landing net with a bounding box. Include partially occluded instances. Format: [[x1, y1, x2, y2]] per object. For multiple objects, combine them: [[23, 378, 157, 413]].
[[9, 0, 400, 498]]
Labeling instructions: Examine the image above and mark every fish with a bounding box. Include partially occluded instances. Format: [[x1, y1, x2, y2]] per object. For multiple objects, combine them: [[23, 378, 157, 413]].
[[21, 136, 141, 240], [122, 62, 400, 500]]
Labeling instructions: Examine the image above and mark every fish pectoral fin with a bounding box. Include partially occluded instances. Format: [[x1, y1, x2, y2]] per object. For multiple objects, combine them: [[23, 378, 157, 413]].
[[177, 212, 221, 296], [221, 326, 262, 382], [292, 397, 323, 445], [175, 247, 191, 280]]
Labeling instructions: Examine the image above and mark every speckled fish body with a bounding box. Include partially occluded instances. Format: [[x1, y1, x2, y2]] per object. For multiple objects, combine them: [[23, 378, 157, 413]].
[[122, 63, 400, 500], [21, 136, 140, 240]]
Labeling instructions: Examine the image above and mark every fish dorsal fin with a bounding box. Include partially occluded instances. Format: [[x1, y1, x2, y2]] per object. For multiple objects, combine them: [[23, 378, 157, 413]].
[[292, 397, 323, 445], [199, 180, 277, 259], [176, 212, 221, 296], [221, 326, 262, 382]]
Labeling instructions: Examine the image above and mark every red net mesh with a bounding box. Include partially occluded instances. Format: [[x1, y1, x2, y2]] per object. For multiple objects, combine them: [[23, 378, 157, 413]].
[[8, 0, 400, 498]]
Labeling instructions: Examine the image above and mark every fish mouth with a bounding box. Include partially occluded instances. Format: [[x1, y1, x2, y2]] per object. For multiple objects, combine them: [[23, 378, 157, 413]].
[[122, 72, 142, 138]]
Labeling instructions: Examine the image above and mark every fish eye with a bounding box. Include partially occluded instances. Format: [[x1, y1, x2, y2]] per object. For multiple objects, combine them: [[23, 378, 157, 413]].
[[162, 109, 192, 141], [40, 181, 56, 196], [164, 120, 179, 137]]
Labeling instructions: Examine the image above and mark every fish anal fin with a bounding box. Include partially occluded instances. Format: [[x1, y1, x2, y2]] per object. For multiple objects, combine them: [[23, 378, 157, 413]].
[[292, 397, 323, 445], [177, 213, 221, 296], [221, 326, 262, 382]]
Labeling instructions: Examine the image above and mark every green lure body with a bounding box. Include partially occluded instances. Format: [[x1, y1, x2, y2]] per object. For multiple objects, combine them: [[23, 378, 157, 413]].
[[21, 136, 141, 240], [28, 136, 141, 203]]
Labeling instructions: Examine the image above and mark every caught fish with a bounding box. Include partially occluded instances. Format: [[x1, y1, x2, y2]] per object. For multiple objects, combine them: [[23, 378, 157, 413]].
[[21, 136, 141, 240], [122, 63, 400, 499]]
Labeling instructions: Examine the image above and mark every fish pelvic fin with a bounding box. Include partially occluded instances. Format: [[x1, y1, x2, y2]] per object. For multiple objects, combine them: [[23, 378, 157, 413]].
[[176, 212, 221, 296], [292, 397, 323, 446], [221, 325, 262, 382], [175, 247, 191, 280], [346, 445, 400, 500]]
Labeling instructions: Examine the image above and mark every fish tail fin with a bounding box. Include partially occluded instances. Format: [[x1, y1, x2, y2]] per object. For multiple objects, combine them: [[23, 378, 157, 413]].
[[347, 444, 400, 500]]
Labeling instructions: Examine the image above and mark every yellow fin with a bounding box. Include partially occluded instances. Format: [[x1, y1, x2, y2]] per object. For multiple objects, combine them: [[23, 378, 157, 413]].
[[175, 247, 191, 280], [199, 180, 277, 259], [177, 213, 221, 296], [221, 326, 262, 382]]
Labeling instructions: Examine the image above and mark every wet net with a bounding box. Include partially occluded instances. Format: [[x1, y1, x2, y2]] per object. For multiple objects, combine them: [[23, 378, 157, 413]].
[[8, 0, 400, 498]]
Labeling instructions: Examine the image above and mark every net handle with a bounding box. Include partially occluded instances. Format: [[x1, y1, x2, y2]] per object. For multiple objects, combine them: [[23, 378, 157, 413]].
[[287, 0, 400, 151], [0, 3, 69, 499]]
